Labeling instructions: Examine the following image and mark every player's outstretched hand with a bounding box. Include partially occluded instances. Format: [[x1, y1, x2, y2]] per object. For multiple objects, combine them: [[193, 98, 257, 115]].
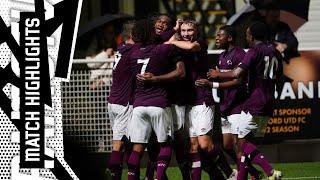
[[136, 72, 156, 83], [207, 66, 220, 79], [195, 79, 212, 88]]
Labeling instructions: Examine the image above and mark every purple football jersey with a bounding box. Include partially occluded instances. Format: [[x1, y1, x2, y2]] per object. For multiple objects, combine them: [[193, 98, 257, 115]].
[[218, 47, 247, 116], [108, 43, 141, 106], [167, 58, 194, 106], [239, 43, 282, 116], [188, 38, 214, 106], [155, 29, 176, 44], [131, 44, 181, 108]]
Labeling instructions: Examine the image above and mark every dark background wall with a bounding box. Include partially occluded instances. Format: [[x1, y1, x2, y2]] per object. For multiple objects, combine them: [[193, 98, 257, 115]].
[[134, 0, 159, 18]]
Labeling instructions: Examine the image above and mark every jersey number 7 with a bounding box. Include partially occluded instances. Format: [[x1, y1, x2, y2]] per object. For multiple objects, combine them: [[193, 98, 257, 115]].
[[137, 58, 150, 74]]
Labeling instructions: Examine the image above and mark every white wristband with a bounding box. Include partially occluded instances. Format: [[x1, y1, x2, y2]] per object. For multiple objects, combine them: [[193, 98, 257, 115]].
[[212, 82, 219, 89]]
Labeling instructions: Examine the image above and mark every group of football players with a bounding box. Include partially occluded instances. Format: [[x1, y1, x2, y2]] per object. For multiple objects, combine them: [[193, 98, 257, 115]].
[[107, 13, 283, 180]]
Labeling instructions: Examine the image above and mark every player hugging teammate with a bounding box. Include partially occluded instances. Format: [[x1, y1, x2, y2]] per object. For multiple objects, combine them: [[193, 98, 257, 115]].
[[107, 13, 283, 180]]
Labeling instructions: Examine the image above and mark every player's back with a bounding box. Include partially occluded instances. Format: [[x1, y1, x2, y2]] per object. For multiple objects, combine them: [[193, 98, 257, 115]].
[[242, 43, 282, 115], [109, 43, 141, 106], [131, 43, 180, 108], [219, 47, 247, 116]]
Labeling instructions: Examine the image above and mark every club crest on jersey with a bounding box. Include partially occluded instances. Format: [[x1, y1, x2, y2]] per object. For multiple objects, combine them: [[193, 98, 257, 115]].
[[227, 60, 232, 65]]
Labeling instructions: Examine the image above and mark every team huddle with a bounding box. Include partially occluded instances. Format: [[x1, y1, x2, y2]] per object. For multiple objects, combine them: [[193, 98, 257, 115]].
[[107, 13, 283, 180]]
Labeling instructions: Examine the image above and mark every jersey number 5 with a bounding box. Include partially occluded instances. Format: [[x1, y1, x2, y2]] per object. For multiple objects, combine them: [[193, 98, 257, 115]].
[[263, 56, 278, 79], [137, 58, 150, 74]]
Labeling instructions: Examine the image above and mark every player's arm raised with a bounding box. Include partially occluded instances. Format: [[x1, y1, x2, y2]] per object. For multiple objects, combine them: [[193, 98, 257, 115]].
[[167, 40, 201, 52]]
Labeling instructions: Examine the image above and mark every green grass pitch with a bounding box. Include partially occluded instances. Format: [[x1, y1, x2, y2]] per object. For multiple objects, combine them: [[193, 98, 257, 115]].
[[119, 162, 320, 179]]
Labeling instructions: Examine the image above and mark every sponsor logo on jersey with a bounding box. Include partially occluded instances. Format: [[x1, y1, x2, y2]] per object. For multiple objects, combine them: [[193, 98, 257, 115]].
[[158, 163, 166, 167]]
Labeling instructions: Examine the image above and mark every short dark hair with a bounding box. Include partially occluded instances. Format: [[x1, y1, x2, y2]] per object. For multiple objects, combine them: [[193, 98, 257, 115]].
[[248, 21, 267, 41], [147, 12, 161, 23], [160, 13, 176, 29], [150, 13, 176, 30], [132, 19, 155, 45], [219, 25, 237, 42], [121, 20, 135, 40]]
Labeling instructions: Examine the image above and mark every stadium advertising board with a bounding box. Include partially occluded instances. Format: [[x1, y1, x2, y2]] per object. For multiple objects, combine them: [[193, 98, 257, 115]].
[[209, 50, 320, 140], [264, 50, 320, 140]]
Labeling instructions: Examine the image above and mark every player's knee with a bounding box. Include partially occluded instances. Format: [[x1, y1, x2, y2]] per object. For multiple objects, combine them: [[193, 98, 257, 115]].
[[199, 143, 211, 152], [132, 144, 145, 153], [190, 143, 199, 153], [198, 137, 213, 152], [223, 141, 233, 150], [112, 140, 125, 151]]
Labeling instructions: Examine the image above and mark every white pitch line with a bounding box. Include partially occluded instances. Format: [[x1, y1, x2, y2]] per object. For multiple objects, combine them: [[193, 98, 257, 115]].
[[281, 177, 320, 180], [246, 177, 320, 180]]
